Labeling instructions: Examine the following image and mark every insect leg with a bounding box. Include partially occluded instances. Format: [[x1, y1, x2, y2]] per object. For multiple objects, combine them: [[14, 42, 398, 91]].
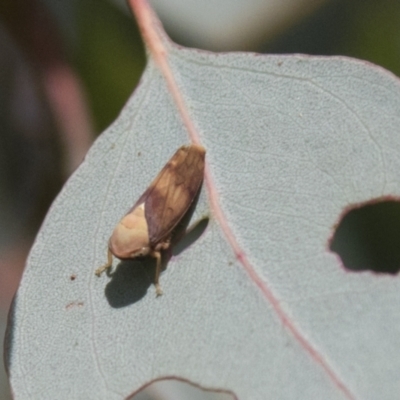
[[152, 250, 163, 296], [95, 248, 113, 276]]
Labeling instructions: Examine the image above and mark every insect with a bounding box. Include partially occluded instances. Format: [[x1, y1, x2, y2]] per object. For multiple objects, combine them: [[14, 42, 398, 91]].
[[95, 144, 206, 296]]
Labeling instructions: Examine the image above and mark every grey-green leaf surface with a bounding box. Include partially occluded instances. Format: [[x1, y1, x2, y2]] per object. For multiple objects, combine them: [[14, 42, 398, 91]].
[[6, 3, 400, 400]]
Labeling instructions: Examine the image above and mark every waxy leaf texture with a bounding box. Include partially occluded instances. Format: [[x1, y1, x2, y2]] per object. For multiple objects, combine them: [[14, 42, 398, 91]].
[[6, 1, 400, 399]]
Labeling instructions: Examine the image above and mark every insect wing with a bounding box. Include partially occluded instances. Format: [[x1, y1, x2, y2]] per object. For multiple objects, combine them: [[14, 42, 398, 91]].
[[141, 145, 205, 245]]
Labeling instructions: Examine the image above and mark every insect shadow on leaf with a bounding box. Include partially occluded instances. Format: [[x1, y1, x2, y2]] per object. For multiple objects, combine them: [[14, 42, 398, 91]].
[[172, 215, 209, 256], [96, 145, 206, 296], [104, 189, 206, 307]]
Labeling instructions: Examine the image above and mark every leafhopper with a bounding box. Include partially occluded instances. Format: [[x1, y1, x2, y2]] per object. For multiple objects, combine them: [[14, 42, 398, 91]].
[[95, 144, 206, 296]]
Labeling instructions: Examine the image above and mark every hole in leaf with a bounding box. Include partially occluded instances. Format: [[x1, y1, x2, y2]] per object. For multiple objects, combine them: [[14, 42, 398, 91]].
[[330, 199, 400, 274], [129, 378, 236, 400]]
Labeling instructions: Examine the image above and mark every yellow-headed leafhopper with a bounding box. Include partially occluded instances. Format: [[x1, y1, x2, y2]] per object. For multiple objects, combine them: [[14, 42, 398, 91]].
[[95, 144, 206, 296]]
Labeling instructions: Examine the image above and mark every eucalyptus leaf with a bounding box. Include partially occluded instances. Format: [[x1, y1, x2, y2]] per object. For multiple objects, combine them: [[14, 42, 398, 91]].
[[6, 2, 400, 399]]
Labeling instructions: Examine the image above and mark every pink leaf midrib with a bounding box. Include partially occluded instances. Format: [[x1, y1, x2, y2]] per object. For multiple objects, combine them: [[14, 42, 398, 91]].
[[129, 0, 357, 399]]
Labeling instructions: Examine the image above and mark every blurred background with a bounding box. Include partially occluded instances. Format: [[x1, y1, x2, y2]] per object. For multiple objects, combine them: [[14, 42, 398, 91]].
[[1, 0, 400, 398]]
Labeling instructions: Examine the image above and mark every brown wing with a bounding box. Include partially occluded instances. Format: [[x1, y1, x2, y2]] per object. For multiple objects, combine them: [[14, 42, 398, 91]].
[[139, 145, 205, 245]]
